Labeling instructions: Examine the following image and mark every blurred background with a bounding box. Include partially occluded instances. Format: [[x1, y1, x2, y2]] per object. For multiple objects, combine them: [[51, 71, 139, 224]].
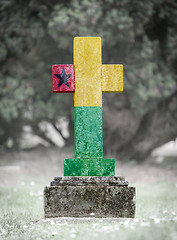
[[0, 0, 177, 164]]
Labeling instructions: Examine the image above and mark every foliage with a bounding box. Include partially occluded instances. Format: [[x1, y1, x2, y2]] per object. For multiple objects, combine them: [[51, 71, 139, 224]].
[[0, 0, 176, 159]]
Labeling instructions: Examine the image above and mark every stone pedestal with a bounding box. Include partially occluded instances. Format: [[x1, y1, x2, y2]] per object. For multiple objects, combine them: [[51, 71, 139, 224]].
[[44, 176, 136, 218]]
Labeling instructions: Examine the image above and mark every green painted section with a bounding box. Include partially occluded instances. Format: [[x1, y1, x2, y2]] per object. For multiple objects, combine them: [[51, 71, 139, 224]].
[[74, 107, 103, 159], [64, 158, 115, 176], [64, 106, 115, 176]]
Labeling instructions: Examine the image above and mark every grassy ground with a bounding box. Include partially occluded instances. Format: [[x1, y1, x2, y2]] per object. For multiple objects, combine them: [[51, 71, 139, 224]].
[[0, 147, 177, 240]]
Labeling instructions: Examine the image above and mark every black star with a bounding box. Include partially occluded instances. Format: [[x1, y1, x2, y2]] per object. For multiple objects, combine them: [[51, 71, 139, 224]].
[[54, 67, 72, 88]]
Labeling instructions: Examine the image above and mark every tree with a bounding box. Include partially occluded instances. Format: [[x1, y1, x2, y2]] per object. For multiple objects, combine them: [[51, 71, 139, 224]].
[[0, 0, 176, 161]]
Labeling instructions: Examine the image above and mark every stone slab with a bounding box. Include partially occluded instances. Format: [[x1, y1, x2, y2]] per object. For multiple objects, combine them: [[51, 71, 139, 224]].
[[44, 176, 136, 218], [51, 176, 128, 186], [64, 158, 115, 176]]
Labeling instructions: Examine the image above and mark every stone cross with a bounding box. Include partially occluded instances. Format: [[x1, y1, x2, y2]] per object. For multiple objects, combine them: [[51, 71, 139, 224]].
[[52, 37, 123, 176]]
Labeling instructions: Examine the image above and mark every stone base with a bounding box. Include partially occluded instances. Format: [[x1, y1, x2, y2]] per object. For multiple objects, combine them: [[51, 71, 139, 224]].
[[64, 158, 115, 176], [44, 177, 136, 218]]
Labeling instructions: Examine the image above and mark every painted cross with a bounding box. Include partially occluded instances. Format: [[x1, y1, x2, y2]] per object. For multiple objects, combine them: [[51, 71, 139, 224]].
[[52, 37, 123, 176]]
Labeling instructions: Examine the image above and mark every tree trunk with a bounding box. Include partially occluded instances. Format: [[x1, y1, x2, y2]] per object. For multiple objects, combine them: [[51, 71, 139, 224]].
[[103, 90, 177, 161]]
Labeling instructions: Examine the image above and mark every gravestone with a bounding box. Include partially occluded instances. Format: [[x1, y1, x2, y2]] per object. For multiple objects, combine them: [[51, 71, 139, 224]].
[[44, 37, 136, 218]]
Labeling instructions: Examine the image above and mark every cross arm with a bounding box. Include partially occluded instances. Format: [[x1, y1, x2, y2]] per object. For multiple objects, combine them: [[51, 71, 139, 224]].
[[52, 64, 75, 93], [102, 64, 123, 93]]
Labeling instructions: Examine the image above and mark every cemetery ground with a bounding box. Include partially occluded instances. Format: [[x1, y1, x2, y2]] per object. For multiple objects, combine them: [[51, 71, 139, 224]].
[[0, 147, 177, 240]]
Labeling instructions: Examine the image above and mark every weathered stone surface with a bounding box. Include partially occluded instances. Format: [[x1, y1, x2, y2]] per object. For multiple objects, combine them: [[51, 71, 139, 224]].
[[44, 176, 136, 218], [51, 176, 128, 186], [64, 158, 115, 176]]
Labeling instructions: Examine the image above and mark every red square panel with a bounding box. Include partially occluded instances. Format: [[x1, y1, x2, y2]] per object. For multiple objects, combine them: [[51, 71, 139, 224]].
[[52, 64, 75, 93]]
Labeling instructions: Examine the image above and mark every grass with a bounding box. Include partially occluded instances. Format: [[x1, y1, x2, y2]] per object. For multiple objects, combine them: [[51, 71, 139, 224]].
[[0, 180, 177, 240], [0, 147, 177, 239]]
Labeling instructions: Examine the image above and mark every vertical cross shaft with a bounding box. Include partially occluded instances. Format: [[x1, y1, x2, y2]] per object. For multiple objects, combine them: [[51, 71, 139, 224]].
[[74, 37, 103, 159]]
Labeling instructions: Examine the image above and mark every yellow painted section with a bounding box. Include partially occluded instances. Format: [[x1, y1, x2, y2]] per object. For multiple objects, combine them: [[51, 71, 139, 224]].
[[102, 65, 123, 92], [74, 37, 102, 106]]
